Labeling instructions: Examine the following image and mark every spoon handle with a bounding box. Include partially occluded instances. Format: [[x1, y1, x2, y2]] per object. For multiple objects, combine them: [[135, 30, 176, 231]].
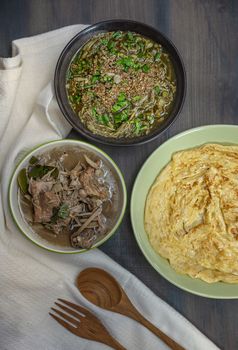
[[137, 314, 185, 350], [116, 299, 185, 350]]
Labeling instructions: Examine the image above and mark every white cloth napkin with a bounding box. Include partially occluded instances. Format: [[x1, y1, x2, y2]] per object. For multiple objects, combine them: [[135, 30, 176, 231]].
[[0, 24, 220, 350]]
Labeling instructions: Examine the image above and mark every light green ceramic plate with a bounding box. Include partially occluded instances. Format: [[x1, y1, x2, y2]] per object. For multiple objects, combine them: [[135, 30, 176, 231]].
[[131, 125, 238, 298]]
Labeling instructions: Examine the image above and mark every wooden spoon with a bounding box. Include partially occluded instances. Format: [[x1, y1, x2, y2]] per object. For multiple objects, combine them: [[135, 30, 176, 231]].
[[76, 268, 185, 350]]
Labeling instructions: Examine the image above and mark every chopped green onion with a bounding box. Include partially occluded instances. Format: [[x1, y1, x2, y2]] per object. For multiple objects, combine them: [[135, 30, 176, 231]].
[[127, 32, 134, 41], [112, 31, 122, 39], [147, 115, 155, 124], [116, 57, 134, 71], [91, 74, 100, 83], [154, 86, 160, 94], [132, 95, 141, 102], [154, 52, 161, 61], [133, 119, 148, 135], [92, 107, 97, 117], [112, 101, 127, 113], [82, 84, 94, 89], [114, 111, 129, 124], [97, 114, 110, 125], [101, 38, 109, 45], [142, 64, 150, 73], [118, 92, 126, 102], [107, 40, 116, 53]]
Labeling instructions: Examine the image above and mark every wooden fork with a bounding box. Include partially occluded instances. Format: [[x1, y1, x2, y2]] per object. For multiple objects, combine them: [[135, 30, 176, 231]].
[[49, 299, 126, 350]]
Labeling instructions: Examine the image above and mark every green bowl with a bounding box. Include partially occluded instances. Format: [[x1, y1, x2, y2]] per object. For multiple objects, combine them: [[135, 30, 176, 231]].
[[9, 139, 127, 254], [131, 125, 238, 298]]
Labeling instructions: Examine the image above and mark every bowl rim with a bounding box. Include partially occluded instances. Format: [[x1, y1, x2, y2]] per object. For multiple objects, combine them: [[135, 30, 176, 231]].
[[54, 19, 186, 146], [130, 124, 238, 298], [8, 139, 127, 254]]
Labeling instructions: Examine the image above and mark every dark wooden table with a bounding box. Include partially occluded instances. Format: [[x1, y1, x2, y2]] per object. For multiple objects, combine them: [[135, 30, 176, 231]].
[[1, 1, 238, 349]]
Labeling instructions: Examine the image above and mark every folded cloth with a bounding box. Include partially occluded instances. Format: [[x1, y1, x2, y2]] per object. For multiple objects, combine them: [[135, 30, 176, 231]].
[[0, 25, 219, 350]]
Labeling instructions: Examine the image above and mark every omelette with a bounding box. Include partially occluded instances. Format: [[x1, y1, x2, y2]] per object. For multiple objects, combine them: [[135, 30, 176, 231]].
[[144, 143, 238, 283]]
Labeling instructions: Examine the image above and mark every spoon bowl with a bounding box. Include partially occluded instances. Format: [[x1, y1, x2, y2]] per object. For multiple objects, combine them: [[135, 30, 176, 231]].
[[76, 267, 185, 350], [76, 268, 122, 309]]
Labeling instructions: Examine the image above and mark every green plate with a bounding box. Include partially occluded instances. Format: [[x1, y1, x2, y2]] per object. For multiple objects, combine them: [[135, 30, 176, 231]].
[[131, 125, 238, 298]]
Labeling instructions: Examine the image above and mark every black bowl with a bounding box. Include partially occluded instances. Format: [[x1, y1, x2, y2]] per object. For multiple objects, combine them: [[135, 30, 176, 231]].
[[54, 20, 186, 146]]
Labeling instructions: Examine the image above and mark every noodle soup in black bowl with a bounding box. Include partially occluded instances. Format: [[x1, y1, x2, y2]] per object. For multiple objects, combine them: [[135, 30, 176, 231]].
[[55, 20, 186, 146]]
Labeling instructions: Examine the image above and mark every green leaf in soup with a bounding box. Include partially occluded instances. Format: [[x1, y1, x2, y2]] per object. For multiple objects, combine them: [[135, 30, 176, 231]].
[[17, 168, 28, 194], [28, 165, 45, 179], [28, 165, 58, 179], [29, 156, 39, 165], [58, 203, 70, 219], [51, 203, 70, 223]]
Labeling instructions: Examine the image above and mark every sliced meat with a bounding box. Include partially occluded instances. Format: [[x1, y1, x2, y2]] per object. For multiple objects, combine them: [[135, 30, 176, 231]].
[[29, 178, 61, 223], [33, 191, 60, 223], [79, 167, 109, 199], [28, 178, 54, 196]]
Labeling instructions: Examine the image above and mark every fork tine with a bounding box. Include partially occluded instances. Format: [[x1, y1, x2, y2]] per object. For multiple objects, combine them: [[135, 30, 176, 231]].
[[51, 307, 79, 326], [58, 299, 92, 317], [55, 302, 84, 321], [49, 312, 77, 334]]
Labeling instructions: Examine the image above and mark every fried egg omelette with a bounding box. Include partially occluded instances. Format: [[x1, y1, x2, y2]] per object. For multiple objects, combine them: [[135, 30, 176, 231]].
[[144, 143, 238, 283]]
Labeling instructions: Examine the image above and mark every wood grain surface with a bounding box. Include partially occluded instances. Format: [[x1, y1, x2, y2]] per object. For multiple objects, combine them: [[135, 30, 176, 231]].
[[1, 1, 238, 349]]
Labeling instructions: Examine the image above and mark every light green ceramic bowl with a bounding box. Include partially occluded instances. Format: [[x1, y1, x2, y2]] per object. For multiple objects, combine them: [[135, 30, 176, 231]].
[[9, 139, 127, 254], [131, 125, 238, 298]]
